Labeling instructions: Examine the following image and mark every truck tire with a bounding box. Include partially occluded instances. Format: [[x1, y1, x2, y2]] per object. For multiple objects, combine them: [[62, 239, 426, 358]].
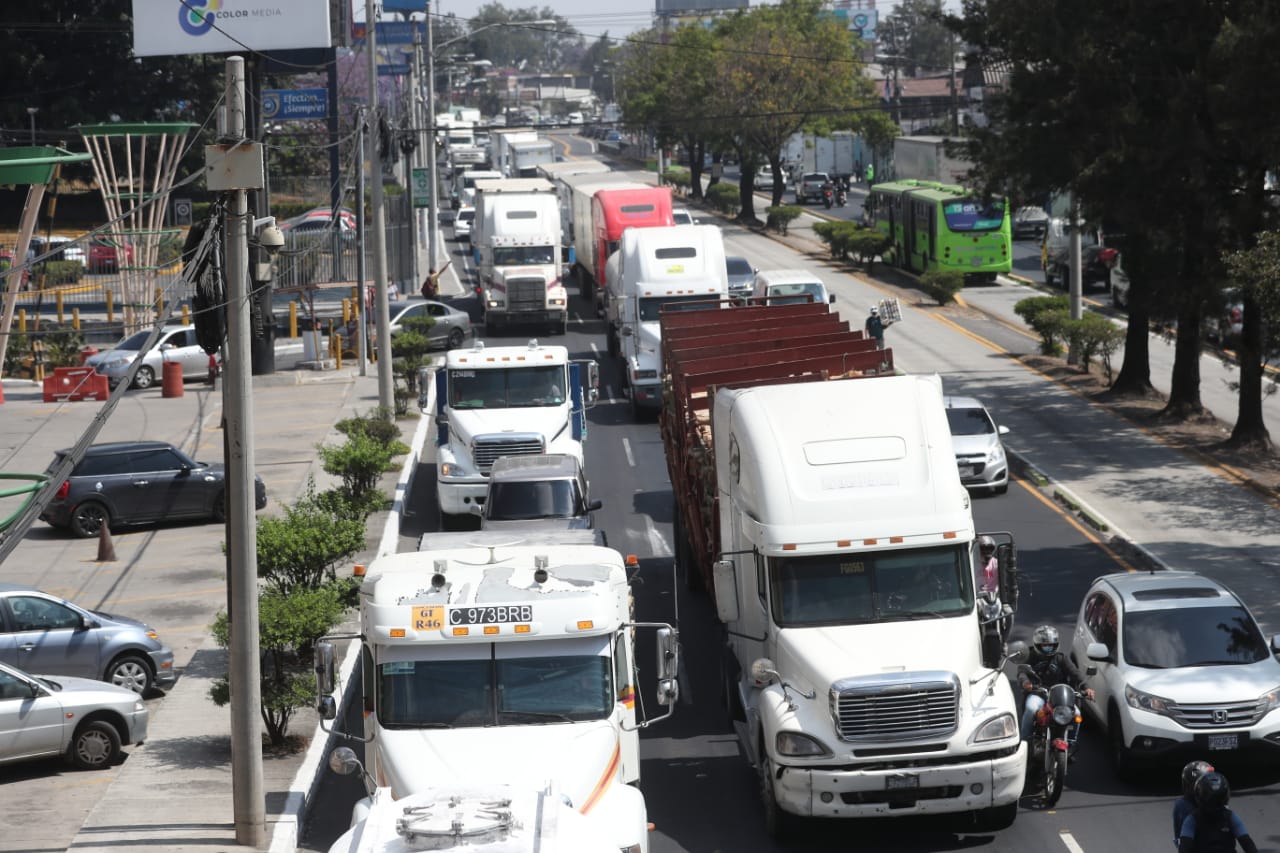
[[607, 324, 620, 358], [484, 316, 500, 337], [758, 750, 799, 838]]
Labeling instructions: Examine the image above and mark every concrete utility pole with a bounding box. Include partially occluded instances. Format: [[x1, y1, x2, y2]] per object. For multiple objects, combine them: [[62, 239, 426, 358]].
[[426, 2, 439, 277], [1067, 193, 1083, 364], [366, 0, 394, 409], [222, 55, 266, 847], [356, 109, 369, 376]]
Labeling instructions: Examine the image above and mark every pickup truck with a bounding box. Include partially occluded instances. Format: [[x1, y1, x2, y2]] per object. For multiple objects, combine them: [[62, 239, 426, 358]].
[[472, 453, 605, 543], [796, 171, 831, 204]]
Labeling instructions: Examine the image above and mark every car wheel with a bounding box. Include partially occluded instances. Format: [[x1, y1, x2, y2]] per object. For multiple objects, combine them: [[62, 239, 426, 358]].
[[107, 653, 155, 695], [1108, 708, 1136, 780], [447, 327, 465, 349], [211, 490, 227, 524], [70, 501, 110, 538], [132, 365, 156, 390], [69, 720, 122, 770], [758, 749, 798, 839]]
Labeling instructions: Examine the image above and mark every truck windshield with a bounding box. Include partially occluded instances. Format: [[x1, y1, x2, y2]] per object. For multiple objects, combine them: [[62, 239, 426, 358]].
[[449, 365, 567, 409], [942, 198, 1006, 232], [640, 294, 716, 322], [769, 544, 973, 627], [493, 245, 556, 265], [377, 652, 612, 727]]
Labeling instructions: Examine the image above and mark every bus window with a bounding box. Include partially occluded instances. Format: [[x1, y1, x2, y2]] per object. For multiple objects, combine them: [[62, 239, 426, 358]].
[[942, 198, 1006, 232]]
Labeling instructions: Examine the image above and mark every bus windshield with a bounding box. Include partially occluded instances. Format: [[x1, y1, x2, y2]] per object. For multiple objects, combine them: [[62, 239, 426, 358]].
[[769, 544, 973, 626], [449, 365, 567, 409], [943, 198, 1006, 232], [377, 652, 612, 728]]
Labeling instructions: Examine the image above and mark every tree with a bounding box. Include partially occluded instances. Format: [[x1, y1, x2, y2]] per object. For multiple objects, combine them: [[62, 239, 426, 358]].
[[1223, 230, 1280, 452], [466, 4, 581, 72], [880, 0, 954, 78]]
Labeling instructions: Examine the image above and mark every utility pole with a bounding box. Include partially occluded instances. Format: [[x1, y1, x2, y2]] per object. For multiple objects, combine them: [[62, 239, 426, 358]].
[[426, 2, 439, 276], [221, 55, 265, 847], [356, 109, 368, 376], [365, 0, 393, 409], [950, 34, 960, 132], [1067, 192, 1083, 364]]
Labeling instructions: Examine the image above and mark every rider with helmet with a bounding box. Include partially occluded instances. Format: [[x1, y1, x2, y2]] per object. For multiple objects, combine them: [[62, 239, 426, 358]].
[[1173, 761, 1215, 846], [1017, 625, 1095, 741], [977, 535, 999, 595], [1177, 772, 1258, 853]]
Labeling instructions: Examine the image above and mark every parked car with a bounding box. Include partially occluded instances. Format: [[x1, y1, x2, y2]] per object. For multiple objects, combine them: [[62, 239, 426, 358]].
[[473, 454, 602, 539], [39, 440, 267, 539], [453, 205, 475, 242], [388, 299, 472, 350], [0, 583, 176, 694], [88, 236, 134, 273], [1041, 219, 1112, 291], [0, 661, 149, 770], [1012, 206, 1049, 240], [725, 256, 757, 302], [85, 324, 214, 390], [1069, 571, 1280, 776], [943, 395, 1010, 494]]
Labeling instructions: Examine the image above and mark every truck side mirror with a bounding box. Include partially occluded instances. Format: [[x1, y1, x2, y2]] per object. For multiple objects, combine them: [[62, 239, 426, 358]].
[[314, 641, 336, 719], [656, 627, 680, 707], [712, 560, 739, 622]]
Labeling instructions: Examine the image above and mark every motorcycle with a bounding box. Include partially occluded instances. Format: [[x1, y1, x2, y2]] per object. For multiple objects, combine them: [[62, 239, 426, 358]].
[[1026, 683, 1081, 806], [822, 187, 833, 209], [835, 188, 847, 207]]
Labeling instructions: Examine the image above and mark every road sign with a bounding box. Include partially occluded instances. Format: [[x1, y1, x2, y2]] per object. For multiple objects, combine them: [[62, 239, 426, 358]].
[[411, 168, 432, 208], [351, 21, 425, 45], [173, 197, 193, 226], [378, 64, 411, 76], [262, 88, 328, 121]]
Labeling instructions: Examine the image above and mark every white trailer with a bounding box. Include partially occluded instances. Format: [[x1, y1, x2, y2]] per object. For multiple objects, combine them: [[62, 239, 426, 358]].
[[509, 138, 556, 178], [491, 128, 539, 177], [892, 135, 973, 184]]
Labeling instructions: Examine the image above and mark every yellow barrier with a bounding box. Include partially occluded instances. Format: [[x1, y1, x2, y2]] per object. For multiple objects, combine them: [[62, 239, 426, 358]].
[[182, 304, 190, 325], [289, 302, 298, 339], [18, 309, 26, 333], [156, 287, 164, 317], [56, 291, 64, 325], [72, 308, 80, 331], [106, 290, 114, 324]]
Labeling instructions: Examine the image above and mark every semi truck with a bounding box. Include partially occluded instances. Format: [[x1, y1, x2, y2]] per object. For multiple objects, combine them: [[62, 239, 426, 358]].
[[606, 224, 728, 418], [431, 339, 598, 527], [892, 135, 973, 184], [508, 137, 556, 178], [314, 536, 680, 853], [471, 177, 567, 335], [657, 303, 1025, 838], [491, 128, 538, 177], [558, 169, 673, 310]]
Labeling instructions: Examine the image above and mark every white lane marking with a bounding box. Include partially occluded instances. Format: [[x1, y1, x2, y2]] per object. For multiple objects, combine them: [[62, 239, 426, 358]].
[[644, 514, 672, 557], [622, 437, 635, 467], [1059, 831, 1085, 853]]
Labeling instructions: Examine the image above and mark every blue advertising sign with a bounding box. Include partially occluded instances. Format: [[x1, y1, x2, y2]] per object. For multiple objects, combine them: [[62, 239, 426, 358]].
[[351, 21, 426, 45], [262, 88, 328, 121], [382, 0, 427, 10]]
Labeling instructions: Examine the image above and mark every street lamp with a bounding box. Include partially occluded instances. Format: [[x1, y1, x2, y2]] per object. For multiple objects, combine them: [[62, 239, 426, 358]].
[[26, 107, 38, 145], [425, 15, 555, 274]]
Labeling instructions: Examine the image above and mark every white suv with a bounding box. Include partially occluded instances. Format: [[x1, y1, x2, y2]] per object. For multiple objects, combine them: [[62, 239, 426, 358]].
[[1069, 571, 1280, 778]]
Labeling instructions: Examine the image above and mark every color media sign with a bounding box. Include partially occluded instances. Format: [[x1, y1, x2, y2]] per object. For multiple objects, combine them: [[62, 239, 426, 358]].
[[132, 0, 331, 57]]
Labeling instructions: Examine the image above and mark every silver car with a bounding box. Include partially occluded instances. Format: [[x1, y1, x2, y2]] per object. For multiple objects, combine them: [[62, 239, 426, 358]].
[[85, 324, 213, 390], [389, 300, 473, 350], [944, 395, 1010, 494], [0, 583, 177, 695], [0, 660, 148, 770], [725, 256, 757, 302]]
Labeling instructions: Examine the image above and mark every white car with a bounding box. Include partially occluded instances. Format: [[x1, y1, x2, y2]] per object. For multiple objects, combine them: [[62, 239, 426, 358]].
[[672, 207, 697, 226], [754, 166, 775, 191], [454, 206, 475, 242], [943, 395, 1010, 494], [0, 661, 149, 770], [85, 324, 214, 390], [1069, 571, 1280, 778]]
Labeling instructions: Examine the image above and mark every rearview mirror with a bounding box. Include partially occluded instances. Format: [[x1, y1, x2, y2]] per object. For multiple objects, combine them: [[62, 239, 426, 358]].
[[314, 641, 336, 698]]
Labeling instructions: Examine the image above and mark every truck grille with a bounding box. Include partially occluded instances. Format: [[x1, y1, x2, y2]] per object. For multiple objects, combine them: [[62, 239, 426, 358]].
[[830, 672, 959, 742], [507, 277, 547, 313], [1168, 700, 1267, 729], [473, 435, 545, 473]]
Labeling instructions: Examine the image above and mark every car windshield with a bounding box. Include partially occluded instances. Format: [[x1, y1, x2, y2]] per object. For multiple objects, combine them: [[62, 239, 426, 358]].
[[946, 407, 995, 436], [769, 544, 973, 627], [487, 479, 582, 520], [726, 258, 753, 276], [377, 649, 612, 727], [1122, 605, 1271, 668], [449, 365, 566, 409], [116, 330, 154, 351], [767, 283, 824, 305]]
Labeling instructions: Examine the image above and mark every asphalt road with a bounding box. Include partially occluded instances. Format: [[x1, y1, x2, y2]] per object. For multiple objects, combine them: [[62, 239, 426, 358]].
[[297, 213, 1280, 853]]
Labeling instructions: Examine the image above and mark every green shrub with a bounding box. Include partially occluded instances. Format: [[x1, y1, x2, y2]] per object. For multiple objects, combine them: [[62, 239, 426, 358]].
[[849, 233, 890, 272], [1065, 312, 1126, 377], [662, 168, 691, 195], [706, 182, 740, 216], [1013, 295, 1070, 327], [764, 205, 802, 235], [335, 407, 402, 447], [33, 260, 84, 287], [319, 429, 402, 505], [921, 270, 964, 305], [42, 326, 87, 367], [254, 479, 368, 593], [1014, 296, 1072, 355]]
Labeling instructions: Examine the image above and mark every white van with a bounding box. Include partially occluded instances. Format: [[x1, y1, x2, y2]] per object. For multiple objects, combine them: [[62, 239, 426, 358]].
[[751, 268, 835, 307]]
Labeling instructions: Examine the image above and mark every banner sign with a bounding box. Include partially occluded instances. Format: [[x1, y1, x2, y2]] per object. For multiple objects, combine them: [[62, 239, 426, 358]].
[[132, 0, 332, 57], [262, 88, 328, 120], [382, 0, 426, 10], [351, 21, 426, 45], [411, 168, 431, 208]]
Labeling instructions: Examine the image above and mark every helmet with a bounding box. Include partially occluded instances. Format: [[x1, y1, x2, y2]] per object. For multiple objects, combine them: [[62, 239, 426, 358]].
[[978, 535, 996, 555], [870, 306, 879, 315], [1181, 760, 1215, 799], [1031, 624, 1059, 657], [1193, 772, 1230, 815]]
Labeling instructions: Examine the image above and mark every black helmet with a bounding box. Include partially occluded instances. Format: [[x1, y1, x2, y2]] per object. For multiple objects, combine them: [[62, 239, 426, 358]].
[[979, 535, 996, 555], [1181, 760, 1214, 799], [1193, 772, 1230, 815], [1031, 624, 1059, 657]]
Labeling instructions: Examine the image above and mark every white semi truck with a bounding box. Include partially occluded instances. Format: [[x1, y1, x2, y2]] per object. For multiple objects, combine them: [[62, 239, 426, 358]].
[[471, 177, 567, 335], [430, 339, 598, 527], [658, 315, 1025, 839], [315, 537, 680, 853], [607, 224, 728, 418]]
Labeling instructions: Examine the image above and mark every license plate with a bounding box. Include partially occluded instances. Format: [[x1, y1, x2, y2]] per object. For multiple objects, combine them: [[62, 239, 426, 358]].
[[970, 256, 983, 267], [448, 604, 534, 626], [958, 465, 975, 478], [886, 774, 919, 791], [1208, 734, 1238, 751]]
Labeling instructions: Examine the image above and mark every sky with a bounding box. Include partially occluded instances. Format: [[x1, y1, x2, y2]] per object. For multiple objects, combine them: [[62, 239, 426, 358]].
[[432, 0, 661, 39]]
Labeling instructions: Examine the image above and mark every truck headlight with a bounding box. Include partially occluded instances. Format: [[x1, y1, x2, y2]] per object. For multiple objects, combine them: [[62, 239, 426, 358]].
[[1124, 683, 1175, 717], [549, 297, 566, 306], [970, 713, 1017, 744], [775, 731, 831, 757], [438, 461, 473, 478]]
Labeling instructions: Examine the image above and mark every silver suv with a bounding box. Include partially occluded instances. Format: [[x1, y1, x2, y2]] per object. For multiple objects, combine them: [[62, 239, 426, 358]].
[[0, 583, 176, 695]]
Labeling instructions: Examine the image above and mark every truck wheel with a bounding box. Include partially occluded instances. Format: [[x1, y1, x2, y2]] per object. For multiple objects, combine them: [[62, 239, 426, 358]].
[[758, 751, 798, 838], [439, 510, 462, 532]]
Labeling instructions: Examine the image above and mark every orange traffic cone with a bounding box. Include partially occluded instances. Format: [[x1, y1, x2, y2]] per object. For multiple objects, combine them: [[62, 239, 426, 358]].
[[96, 523, 117, 562]]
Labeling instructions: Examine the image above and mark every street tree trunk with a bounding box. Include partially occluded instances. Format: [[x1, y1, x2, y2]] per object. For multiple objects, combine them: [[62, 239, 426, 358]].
[[1228, 293, 1272, 450], [1110, 267, 1154, 396], [1162, 299, 1205, 419]]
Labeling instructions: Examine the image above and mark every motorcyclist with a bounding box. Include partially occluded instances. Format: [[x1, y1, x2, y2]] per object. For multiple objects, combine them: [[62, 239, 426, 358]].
[[1177, 772, 1259, 853], [976, 535, 999, 595], [821, 178, 835, 207], [1173, 761, 1215, 847], [1017, 625, 1094, 741]]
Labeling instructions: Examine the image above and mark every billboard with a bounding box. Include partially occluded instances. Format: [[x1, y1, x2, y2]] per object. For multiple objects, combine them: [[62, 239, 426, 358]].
[[132, 0, 332, 57], [655, 0, 746, 12]]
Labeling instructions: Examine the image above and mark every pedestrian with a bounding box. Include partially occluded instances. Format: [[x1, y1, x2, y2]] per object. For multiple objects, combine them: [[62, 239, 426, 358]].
[[421, 259, 452, 300], [865, 162, 875, 185], [865, 304, 889, 349]]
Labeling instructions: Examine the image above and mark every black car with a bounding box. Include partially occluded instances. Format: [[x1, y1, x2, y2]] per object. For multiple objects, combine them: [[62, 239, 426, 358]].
[[40, 441, 267, 538]]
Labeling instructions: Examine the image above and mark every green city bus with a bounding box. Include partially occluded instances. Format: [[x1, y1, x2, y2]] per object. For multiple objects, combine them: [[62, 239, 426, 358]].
[[865, 180, 1011, 283]]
